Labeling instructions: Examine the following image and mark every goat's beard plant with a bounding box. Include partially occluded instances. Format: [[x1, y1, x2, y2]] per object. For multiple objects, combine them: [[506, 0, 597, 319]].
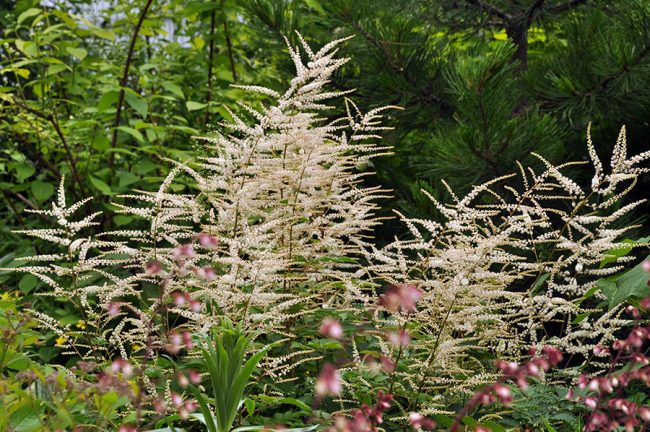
[[12, 35, 393, 376], [10, 33, 650, 420]]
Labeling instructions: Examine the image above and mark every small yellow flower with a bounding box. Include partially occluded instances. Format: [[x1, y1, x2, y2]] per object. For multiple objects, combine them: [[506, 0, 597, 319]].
[[0, 292, 10, 301], [132, 344, 141, 351], [76, 320, 87, 330], [55, 336, 66, 346]]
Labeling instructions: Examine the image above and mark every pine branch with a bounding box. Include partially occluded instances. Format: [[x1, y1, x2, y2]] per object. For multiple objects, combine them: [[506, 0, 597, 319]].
[[465, 0, 510, 21], [548, 0, 589, 14]]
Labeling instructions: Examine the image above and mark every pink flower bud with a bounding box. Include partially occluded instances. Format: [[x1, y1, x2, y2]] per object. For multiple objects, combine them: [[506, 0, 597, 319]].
[[171, 392, 183, 407], [146, 260, 162, 274], [585, 396, 598, 410], [388, 330, 410, 347], [189, 300, 202, 313], [173, 244, 195, 259], [197, 233, 219, 249], [380, 356, 395, 373], [182, 331, 194, 350], [172, 291, 186, 307], [315, 363, 341, 397], [188, 370, 202, 385], [106, 303, 121, 316], [319, 317, 343, 339], [177, 372, 189, 388], [493, 384, 513, 405]]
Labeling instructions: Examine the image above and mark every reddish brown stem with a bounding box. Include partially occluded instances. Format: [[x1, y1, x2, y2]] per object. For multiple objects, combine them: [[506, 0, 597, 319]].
[[109, 0, 155, 169]]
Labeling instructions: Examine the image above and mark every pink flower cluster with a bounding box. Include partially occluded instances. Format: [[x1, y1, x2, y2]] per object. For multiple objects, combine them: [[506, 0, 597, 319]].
[[316, 363, 342, 398], [328, 391, 393, 432], [165, 330, 194, 354], [449, 346, 563, 432], [171, 290, 202, 312], [378, 284, 423, 313], [408, 412, 436, 430], [568, 294, 650, 432], [170, 392, 198, 419]]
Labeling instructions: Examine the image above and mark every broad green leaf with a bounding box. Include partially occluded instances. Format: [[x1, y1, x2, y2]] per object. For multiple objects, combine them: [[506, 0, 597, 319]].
[[124, 90, 148, 117], [9, 404, 42, 432], [66, 46, 87, 61], [161, 81, 185, 99], [118, 171, 140, 188], [92, 27, 115, 40], [30, 180, 54, 201], [46, 64, 69, 76], [114, 215, 134, 226], [186, 101, 208, 111], [15, 40, 38, 57], [19, 274, 38, 293], [98, 90, 119, 113], [14, 162, 35, 181], [89, 175, 113, 195], [18, 8, 41, 24], [116, 126, 145, 143]]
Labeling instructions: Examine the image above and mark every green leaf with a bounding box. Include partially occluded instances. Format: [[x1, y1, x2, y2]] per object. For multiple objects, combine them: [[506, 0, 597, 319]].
[[118, 171, 140, 188], [116, 126, 145, 143], [98, 90, 119, 113], [161, 81, 185, 99], [244, 398, 255, 417], [600, 256, 650, 309], [18, 8, 41, 24], [14, 163, 35, 182], [19, 274, 38, 294], [15, 40, 38, 57], [66, 47, 87, 61], [601, 237, 650, 268], [9, 404, 42, 432], [124, 90, 148, 118], [89, 176, 113, 195], [31, 180, 54, 202], [92, 27, 115, 40], [186, 101, 208, 111], [114, 215, 134, 226], [92, 133, 111, 151]]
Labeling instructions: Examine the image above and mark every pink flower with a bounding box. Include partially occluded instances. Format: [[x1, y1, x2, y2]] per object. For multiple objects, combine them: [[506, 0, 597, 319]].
[[189, 300, 202, 313], [378, 284, 423, 313], [197, 233, 219, 249], [118, 426, 137, 432], [493, 384, 513, 405], [171, 392, 183, 407], [315, 363, 341, 397], [203, 266, 216, 281], [171, 291, 187, 307], [106, 303, 121, 316], [188, 370, 202, 384], [182, 331, 194, 350], [380, 355, 395, 373], [640, 406, 650, 422], [542, 346, 563, 365], [146, 260, 162, 274], [388, 329, 410, 347], [166, 332, 183, 354], [173, 244, 195, 259], [409, 412, 436, 430], [177, 372, 189, 388], [319, 317, 343, 339], [585, 396, 598, 410]]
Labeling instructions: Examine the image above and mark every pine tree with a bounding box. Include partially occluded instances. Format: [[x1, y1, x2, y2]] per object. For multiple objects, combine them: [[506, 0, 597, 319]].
[[241, 0, 650, 241]]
